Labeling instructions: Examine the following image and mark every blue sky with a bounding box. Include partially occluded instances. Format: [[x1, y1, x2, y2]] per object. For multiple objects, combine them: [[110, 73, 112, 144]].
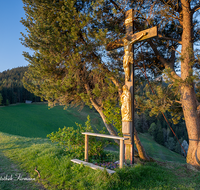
[[0, 2, 199, 74], [0, 1, 31, 73]]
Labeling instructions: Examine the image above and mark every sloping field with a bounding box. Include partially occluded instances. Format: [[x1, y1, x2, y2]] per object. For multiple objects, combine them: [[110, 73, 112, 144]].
[[0, 103, 186, 163], [138, 133, 186, 163], [0, 103, 193, 189], [0, 103, 103, 138]]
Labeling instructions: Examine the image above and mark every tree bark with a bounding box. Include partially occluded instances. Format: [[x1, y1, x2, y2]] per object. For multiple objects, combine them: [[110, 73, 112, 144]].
[[92, 93, 150, 160], [134, 127, 150, 161], [93, 102, 119, 137], [84, 82, 150, 159], [180, 0, 200, 167]]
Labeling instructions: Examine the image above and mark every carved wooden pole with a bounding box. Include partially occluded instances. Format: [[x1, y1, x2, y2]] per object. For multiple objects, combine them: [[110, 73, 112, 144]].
[[106, 9, 157, 166], [122, 9, 135, 165]]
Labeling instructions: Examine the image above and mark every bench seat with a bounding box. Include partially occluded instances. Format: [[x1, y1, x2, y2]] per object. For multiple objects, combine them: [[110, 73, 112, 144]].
[[71, 159, 116, 174]]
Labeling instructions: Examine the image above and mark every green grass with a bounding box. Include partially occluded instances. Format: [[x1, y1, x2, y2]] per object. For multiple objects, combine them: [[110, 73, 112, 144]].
[[0, 103, 104, 138], [0, 151, 45, 190], [0, 103, 196, 189], [0, 132, 199, 190], [138, 133, 186, 163], [0, 103, 186, 164]]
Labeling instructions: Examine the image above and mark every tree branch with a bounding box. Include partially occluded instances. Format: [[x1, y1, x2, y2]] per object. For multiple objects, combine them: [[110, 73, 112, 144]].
[[169, 48, 176, 67], [192, 3, 200, 14], [175, 100, 182, 104], [110, 0, 125, 14], [159, 0, 182, 12], [84, 83, 101, 108], [148, 39, 169, 66], [110, 76, 122, 97], [148, 39, 181, 81], [158, 34, 182, 44]]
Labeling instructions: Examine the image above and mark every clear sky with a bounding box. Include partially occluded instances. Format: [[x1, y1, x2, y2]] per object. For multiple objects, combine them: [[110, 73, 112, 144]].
[[0, 2, 199, 74], [0, 1, 31, 73]]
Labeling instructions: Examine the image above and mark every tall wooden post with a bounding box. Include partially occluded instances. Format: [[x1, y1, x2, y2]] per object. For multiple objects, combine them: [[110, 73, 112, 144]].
[[122, 9, 134, 165], [106, 9, 157, 166]]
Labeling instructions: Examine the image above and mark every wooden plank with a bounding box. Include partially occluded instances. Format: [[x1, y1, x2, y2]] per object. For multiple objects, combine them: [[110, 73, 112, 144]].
[[127, 26, 158, 42], [82, 132, 128, 140], [71, 159, 116, 174], [106, 26, 158, 51], [85, 134, 88, 162], [125, 9, 134, 37], [119, 139, 124, 168], [125, 9, 134, 26]]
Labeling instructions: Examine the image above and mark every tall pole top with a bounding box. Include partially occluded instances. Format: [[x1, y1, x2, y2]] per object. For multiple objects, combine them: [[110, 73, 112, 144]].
[[125, 9, 134, 25]]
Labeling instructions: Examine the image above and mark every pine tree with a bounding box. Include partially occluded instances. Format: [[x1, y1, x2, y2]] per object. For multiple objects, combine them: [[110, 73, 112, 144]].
[[21, 0, 122, 137], [0, 93, 2, 105], [131, 0, 200, 167]]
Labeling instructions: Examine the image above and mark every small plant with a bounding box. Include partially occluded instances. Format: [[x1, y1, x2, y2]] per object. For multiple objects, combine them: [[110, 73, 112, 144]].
[[47, 115, 109, 160], [0, 93, 2, 106], [5, 99, 10, 106], [95, 161, 119, 170]]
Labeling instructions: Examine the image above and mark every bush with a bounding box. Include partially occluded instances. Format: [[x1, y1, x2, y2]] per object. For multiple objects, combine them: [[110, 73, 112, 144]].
[[47, 115, 109, 160], [165, 137, 175, 151], [148, 122, 157, 136], [0, 93, 2, 106], [5, 99, 10, 106], [148, 122, 164, 145]]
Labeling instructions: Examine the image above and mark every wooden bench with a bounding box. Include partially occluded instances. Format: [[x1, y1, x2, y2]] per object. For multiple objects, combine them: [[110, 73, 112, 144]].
[[82, 132, 128, 169], [71, 133, 128, 174]]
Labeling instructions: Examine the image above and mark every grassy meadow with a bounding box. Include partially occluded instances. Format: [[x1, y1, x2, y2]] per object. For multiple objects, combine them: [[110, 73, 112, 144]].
[[0, 132, 199, 190], [0, 103, 104, 138], [0, 103, 199, 189]]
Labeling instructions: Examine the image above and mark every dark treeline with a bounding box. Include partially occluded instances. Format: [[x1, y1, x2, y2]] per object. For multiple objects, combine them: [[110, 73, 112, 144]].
[[0, 67, 41, 105]]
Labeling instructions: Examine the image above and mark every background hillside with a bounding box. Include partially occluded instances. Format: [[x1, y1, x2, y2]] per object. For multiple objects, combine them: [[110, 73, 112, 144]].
[[0, 67, 41, 105], [0, 67, 188, 158], [0, 103, 185, 163]]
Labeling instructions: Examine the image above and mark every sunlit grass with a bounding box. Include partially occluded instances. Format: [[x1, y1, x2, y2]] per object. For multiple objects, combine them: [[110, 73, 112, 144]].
[[0, 132, 199, 190], [0, 103, 196, 189], [138, 133, 186, 163]]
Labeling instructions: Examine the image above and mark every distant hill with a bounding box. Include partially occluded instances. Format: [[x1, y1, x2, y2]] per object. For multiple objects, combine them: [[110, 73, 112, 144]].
[[0, 67, 28, 81], [0, 67, 41, 105]]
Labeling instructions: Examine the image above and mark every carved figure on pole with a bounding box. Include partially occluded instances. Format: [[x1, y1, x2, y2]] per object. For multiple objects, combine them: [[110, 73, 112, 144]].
[[106, 8, 158, 165], [123, 32, 147, 81], [121, 85, 132, 122]]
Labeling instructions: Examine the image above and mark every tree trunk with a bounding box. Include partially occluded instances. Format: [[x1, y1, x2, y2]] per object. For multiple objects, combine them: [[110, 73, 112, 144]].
[[181, 85, 200, 166], [134, 127, 150, 161], [92, 98, 150, 160], [89, 94, 149, 160], [89, 98, 119, 137], [181, 0, 200, 167]]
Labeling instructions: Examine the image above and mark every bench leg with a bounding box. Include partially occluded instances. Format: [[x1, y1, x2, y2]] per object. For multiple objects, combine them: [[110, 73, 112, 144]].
[[120, 139, 124, 168], [85, 135, 88, 162]]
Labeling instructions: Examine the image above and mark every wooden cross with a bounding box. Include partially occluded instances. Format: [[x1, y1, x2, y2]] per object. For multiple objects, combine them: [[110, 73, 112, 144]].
[[107, 9, 157, 165]]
